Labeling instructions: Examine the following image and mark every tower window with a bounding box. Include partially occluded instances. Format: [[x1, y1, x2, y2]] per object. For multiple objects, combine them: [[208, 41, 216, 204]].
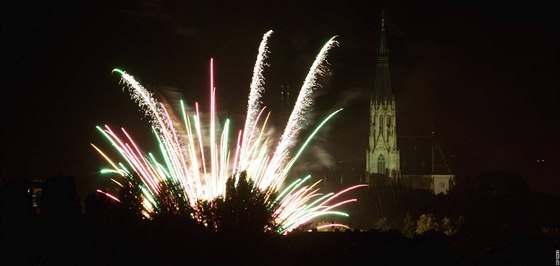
[[377, 154, 386, 175]]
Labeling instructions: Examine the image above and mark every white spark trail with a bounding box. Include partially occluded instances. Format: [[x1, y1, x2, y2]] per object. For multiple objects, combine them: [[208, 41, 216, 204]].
[[264, 36, 339, 191], [240, 30, 274, 172]]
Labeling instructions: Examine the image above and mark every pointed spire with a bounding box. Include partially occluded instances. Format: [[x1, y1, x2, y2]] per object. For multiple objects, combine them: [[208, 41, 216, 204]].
[[377, 9, 389, 57], [373, 9, 392, 102]]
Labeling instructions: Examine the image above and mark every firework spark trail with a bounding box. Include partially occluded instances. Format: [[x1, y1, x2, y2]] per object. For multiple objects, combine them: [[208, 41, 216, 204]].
[[97, 126, 163, 205], [97, 189, 121, 203], [316, 223, 350, 231], [113, 69, 197, 198], [94, 31, 365, 233], [210, 59, 218, 197], [240, 30, 273, 173], [112, 69, 166, 133], [271, 108, 343, 193], [263, 36, 339, 192]]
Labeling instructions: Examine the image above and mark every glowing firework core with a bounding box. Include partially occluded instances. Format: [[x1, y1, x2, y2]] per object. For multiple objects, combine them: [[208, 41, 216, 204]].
[[94, 30, 366, 234]]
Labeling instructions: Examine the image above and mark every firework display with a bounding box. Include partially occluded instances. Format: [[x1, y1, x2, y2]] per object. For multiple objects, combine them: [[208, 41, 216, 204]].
[[93, 30, 367, 234]]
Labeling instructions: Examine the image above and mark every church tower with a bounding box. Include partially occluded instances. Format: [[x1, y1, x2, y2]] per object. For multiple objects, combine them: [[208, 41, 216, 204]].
[[366, 11, 400, 184]]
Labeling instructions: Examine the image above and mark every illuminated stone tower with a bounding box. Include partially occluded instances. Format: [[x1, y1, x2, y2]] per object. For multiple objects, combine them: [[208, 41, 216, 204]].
[[366, 11, 400, 184]]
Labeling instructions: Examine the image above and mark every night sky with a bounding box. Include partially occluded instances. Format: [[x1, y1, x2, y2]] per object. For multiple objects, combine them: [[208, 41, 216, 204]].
[[3, 0, 559, 198]]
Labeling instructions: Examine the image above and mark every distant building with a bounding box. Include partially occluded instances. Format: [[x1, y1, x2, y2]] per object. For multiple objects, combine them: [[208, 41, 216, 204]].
[[5, 175, 82, 216], [365, 11, 401, 185], [30, 178, 44, 214], [366, 11, 454, 195], [399, 133, 455, 195]]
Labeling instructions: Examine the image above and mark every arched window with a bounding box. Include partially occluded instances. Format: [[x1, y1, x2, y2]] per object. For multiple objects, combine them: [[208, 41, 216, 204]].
[[377, 154, 386, 175]]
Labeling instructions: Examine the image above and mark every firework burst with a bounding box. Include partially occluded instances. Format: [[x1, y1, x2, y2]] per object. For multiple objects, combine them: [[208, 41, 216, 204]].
[[93, 30, 367, 234]]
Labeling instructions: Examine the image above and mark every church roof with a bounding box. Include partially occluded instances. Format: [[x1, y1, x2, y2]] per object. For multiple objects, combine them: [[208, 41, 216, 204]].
[[399, 136, 453, 175]]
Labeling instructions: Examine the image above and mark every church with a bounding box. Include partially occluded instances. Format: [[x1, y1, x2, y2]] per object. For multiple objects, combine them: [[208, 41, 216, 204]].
[[365, 12, 455, 195]]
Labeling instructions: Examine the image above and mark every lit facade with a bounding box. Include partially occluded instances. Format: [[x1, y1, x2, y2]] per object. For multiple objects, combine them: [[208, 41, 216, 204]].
[[366, 13, 400, 184]]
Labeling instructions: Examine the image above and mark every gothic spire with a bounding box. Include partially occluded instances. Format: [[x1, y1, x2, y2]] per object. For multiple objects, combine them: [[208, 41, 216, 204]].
[[373, 9, 392, 102]]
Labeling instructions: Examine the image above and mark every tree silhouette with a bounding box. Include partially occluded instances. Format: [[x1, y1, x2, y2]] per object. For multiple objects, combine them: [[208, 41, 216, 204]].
[[416, 213, 439, 235], [152, 178, 192, 220], [401, 213, 416, 238], [118, 177, 144, 221], [1, 178, 33, 265], [197, 171, 278, 235], [42, 175, 80, 222]]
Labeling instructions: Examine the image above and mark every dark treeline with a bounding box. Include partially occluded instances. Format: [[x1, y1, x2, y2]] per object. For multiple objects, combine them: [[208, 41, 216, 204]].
[[346, 170, 560, 264], [1, 171, 559, 265]]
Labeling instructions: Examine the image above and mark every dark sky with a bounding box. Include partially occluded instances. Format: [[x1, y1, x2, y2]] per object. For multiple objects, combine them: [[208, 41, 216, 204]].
[[3, 0, 559, 198]]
